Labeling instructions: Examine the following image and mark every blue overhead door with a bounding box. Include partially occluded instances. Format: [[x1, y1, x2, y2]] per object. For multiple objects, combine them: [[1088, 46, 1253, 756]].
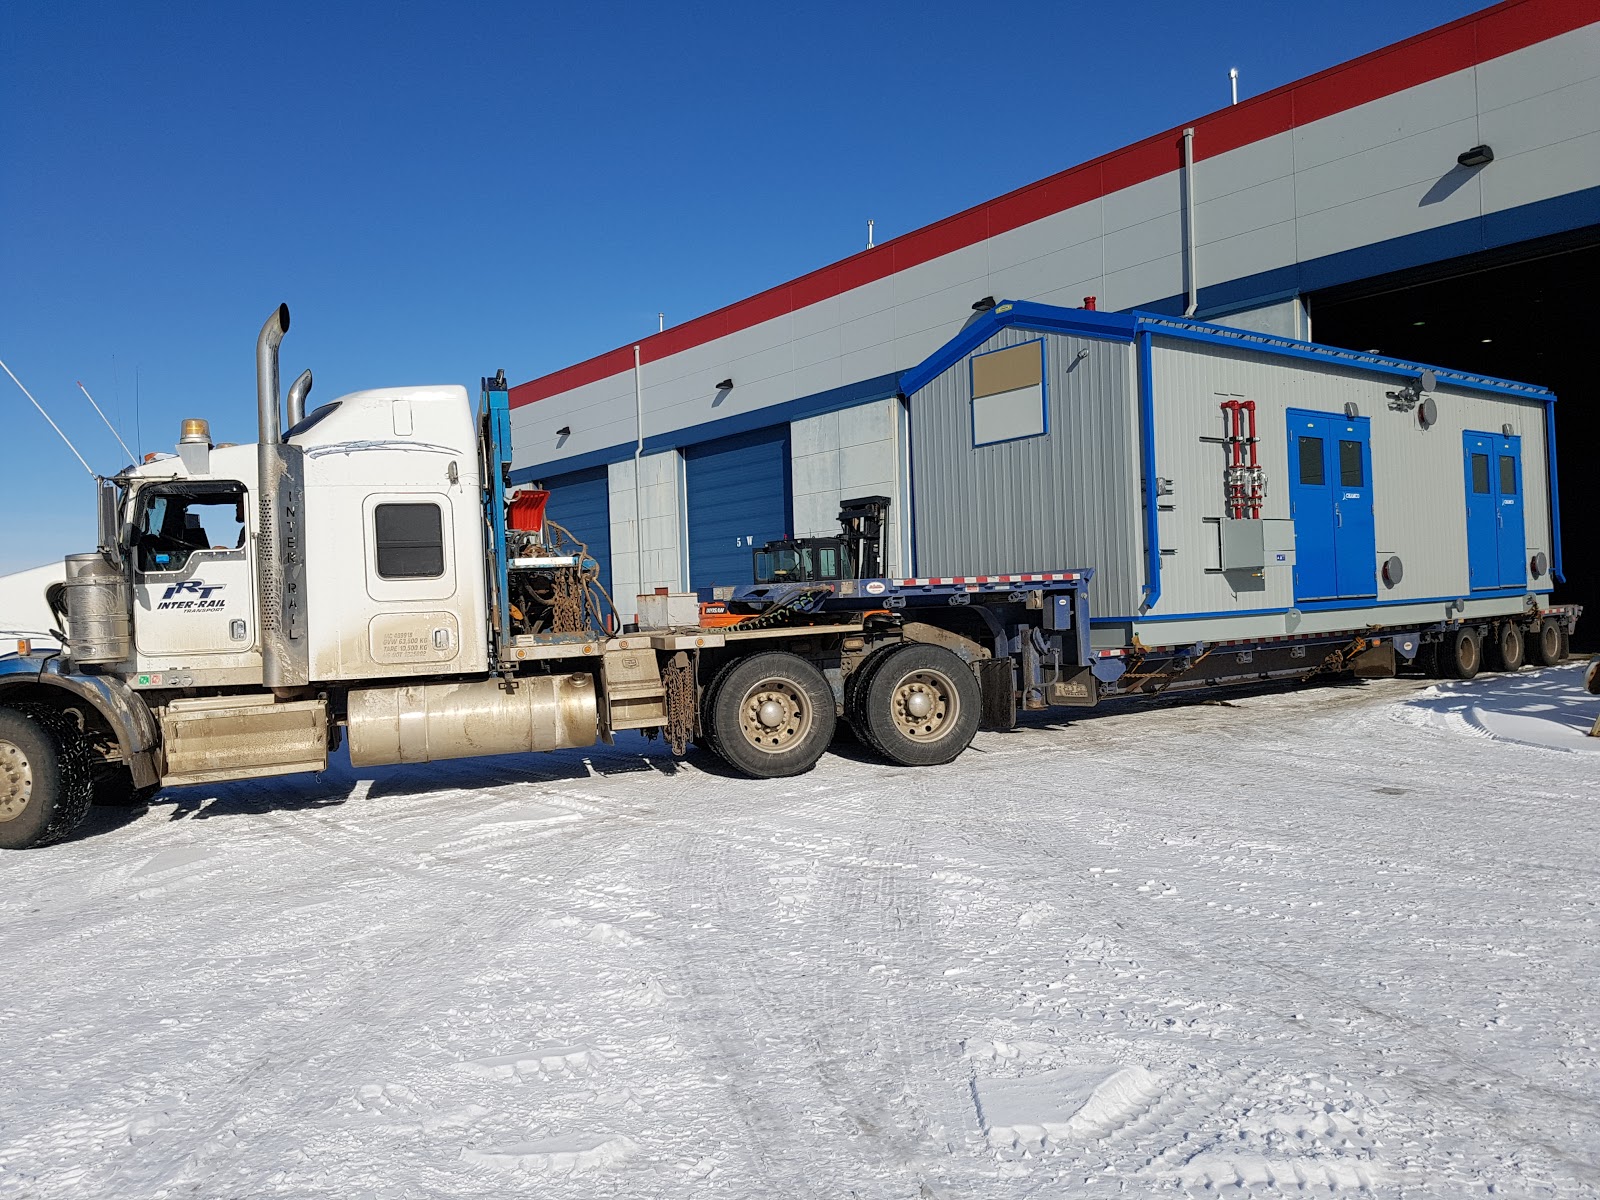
[[685, 425, 792, 593], [1287, 409, 1375, 602], [537, 464, 612, 596], [1463, 431, 1524, 590]]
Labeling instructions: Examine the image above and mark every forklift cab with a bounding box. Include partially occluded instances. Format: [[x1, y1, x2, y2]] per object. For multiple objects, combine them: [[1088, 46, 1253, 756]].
[[751, 495, 889, 585]]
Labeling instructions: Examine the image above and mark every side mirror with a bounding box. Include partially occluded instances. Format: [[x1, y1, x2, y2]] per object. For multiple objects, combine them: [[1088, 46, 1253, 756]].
[[1418, 369, 1437, 392]]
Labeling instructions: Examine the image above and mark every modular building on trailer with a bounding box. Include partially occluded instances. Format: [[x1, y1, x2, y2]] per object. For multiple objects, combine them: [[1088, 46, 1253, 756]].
[[898, 301, 1562, 655]]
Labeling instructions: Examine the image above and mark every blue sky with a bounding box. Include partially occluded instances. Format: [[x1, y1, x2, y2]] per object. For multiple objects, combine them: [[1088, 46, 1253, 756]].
[[1, 0, 1483, 573]]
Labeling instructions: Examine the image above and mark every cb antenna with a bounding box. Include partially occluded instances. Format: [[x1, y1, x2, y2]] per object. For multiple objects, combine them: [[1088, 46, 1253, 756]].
[[76, 380, 138, 465], [0, 355, 98, 478]]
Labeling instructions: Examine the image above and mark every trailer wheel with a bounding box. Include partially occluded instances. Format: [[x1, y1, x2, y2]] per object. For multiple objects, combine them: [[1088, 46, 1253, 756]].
[[1444, 629, 1482, 681], [1486, 622, 1525, 673], [855, 644, 982, 767], [0, 707, 95, 851], [1531, 618, 1565, 668], [706, 652, 836, 779]]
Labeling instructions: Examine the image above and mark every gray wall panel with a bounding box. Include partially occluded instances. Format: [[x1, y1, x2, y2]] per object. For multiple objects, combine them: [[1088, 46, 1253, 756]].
[[1145, 338, 1554, 629], [910, 329, 1142, 616]]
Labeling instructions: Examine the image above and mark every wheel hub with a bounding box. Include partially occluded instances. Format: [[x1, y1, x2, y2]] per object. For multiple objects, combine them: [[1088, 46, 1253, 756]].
[[0, 739, 32, 823], [739, 680, 811, 753], [891, 671, 956, 742]]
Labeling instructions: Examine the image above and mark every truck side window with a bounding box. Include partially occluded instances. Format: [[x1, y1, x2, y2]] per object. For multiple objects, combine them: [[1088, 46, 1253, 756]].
[[136, 489, 247, 573], [374, 502, 445, 579]]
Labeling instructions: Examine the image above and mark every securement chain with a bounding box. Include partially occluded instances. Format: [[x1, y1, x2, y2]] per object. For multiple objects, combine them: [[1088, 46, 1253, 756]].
[[664, 651, 697, 756], [731, 586, 834, 631]]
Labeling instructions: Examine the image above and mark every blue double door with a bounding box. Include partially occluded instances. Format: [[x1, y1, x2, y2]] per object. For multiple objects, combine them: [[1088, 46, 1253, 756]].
[[1287, 409, 1375, 602], [1463, 431, 1524, 590]]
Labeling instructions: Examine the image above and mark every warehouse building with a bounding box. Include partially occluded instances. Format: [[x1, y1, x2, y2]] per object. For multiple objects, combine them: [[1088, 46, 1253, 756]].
[[509, 0, 1598, 639]]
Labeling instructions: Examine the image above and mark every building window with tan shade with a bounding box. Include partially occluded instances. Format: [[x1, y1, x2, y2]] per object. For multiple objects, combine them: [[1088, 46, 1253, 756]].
[[970, 338, 1047, 447]]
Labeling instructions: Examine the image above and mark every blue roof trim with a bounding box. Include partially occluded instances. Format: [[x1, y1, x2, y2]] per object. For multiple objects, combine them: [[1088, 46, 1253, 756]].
[[1134, 315, 1557, 402], [510, 442, 635, 483], [898, 301, 1136, 397], [511, 371, 903, 483], [1139, 183, 1600, 343], [642, 372, 901, 457], [897, 296, 1554, 404]]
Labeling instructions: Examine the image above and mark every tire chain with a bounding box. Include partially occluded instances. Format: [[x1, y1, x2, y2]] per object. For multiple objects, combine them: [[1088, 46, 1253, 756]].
[[14, 703, 95, 846]]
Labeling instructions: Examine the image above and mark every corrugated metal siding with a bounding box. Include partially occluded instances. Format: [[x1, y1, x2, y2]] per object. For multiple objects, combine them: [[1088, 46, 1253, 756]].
[[910, 328, 1143, 616], [1145, 338, 1553, 627]]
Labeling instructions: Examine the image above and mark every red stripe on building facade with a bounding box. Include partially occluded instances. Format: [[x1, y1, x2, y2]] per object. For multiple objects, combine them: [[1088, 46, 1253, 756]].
[[511, 0, 1595, 411]]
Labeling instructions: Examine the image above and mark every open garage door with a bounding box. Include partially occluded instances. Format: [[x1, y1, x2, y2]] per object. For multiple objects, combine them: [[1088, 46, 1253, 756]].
[[1311, 235, 1598, 649], [535, 464, 612, 597], [685, 425, 792, 594]]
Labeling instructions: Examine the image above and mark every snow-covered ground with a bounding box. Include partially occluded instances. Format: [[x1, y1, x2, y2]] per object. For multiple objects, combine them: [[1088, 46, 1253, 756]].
[[2, 667, 1598, 1198]]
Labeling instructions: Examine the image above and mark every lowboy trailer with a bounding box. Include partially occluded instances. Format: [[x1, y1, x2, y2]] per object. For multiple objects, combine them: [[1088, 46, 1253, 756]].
[[0, 305, 1580, 849]]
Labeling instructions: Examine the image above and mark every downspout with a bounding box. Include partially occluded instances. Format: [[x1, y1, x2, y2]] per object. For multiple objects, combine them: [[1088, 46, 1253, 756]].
[[633, 344, 645, 602], [1545, 398, 1564, 583], [1137, 328, 1162, 612], [1181, 127, 1198, 318]]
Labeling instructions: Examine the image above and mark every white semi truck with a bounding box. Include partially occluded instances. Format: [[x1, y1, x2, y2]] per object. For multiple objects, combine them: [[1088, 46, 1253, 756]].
[[0, 306, 1580, 849]]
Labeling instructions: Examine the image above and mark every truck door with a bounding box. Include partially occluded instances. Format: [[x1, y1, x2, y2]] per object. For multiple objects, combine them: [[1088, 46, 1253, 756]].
[[131, 482, 257, 658], [1464, 431, 1524, 590], [1287, 409, 1375, 602]]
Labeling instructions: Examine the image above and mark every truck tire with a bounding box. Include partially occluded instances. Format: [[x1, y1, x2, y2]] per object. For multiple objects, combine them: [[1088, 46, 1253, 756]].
[[0, 707, 95, 850], [843, 644, 901, 735], [705, 652, 836, 779], [1485, 622, 1525, 673], [854, 643, 982, 767], [1445, 629, 1482, 681], [1531, 618, 1565, 668]]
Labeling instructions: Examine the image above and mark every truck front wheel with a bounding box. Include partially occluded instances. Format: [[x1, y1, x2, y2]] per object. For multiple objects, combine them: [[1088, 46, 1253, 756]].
[[706, 652, 836, 779], [854, 644, 982, 767], [0, 708, 95, 850]]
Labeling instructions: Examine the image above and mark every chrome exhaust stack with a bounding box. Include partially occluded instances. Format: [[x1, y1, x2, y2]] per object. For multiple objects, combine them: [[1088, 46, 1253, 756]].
[[254, 303, 309, 687], [256, 303, 289, 445], [286, 369, 313, 430]]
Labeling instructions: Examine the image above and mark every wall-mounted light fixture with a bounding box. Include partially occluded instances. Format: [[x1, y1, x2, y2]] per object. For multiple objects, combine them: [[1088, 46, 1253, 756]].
[[1457, 144, 1494, 167], [555, 425, 571, 437], [971, 296, 996, 312], [715, 378, 733, 391]]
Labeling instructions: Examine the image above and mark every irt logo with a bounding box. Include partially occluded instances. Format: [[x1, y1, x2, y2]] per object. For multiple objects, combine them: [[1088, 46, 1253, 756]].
[[161, 580, 225, 600]]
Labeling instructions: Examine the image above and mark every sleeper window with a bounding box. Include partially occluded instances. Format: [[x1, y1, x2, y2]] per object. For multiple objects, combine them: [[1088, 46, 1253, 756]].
[[374, 502, 445, 579]]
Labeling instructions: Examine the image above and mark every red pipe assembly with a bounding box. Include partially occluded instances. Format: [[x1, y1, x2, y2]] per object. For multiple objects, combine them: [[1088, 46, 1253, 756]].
[[1220, 400, 1264, 520]]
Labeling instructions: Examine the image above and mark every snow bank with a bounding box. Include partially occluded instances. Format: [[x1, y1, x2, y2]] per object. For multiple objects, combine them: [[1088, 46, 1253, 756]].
[[1394, 662, 1600, 753]]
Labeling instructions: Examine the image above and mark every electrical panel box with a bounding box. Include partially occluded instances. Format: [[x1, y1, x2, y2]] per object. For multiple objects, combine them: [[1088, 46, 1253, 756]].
[[1221, 518, 1295, 570]]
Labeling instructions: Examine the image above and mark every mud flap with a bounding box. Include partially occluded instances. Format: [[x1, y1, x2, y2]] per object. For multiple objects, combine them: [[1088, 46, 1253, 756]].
[[1047, 666, 1099, 707], [977, 659, 1016, 731], [1349, 642, 1397, 679]]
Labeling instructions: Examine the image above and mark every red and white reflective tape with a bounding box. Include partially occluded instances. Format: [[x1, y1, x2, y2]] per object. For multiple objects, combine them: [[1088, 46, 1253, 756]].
[[896, 572, 1080, 586]]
